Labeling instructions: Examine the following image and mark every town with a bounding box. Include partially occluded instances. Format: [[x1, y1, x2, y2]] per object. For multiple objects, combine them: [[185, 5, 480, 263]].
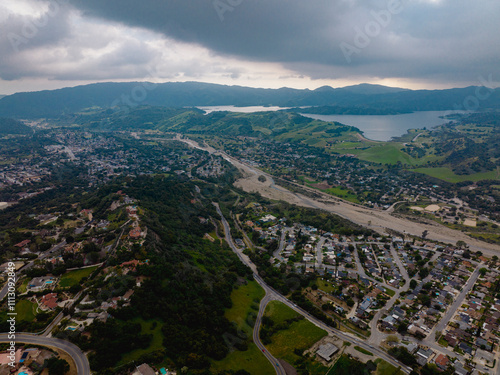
[[0, 128, 498, 375]]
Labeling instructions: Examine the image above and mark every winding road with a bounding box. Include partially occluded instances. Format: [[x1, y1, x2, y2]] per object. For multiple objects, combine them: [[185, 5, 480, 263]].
[[214, 203, 410, 374], [0, 334, 90, 375]]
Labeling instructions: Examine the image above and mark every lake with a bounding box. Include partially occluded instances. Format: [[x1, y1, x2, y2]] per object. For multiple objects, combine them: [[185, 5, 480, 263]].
[[197, 105, 289, 113], [300, 111, 463, 141], [197, 106, 463, 142]]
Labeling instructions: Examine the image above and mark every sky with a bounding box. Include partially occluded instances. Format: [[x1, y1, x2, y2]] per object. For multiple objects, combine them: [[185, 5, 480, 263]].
[[1, 0, 499, 95]]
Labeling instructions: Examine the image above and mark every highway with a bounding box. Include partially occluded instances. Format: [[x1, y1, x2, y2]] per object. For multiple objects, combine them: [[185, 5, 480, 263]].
[[214, 203, 410, 374], [0, 333, 90, 375]]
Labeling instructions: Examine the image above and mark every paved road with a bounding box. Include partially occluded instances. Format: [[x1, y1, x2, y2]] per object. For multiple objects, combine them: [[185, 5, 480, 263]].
[[41, 290, 84, 337], [215, 198, 491, 373], [214, 203, 284, 374], [368, 282, 409, 345], [215, 204, 410, 374], [390, 245, 410, 285], [314, 237, 325, 269], [179, 136, 500, 255], [425, 264, 482, 343], [0, 333, 90, 375], [254, 293, 286, 375], [272, 229, 287, 261]]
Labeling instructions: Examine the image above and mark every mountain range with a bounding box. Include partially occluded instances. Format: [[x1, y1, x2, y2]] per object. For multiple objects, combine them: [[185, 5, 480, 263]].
[[0, 82, 499, 118]]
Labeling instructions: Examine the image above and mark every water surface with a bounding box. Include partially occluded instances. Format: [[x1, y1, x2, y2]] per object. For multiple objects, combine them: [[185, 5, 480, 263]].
[[300, 111, 463, 141]]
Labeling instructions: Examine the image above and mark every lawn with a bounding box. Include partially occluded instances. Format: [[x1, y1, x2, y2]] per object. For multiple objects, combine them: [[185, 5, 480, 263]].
[[18, 278, 30, 294], [225, 281, 265, 335], [374, 358, 404, 375], [211, 343, 275, 375], [264, 301, 327, 365], [119, 318, 164, 365], [59, 266, 99, 288], [412, 167, 499, 183], [438, 337, 449, 347], [385, 288, 396, 297], [317, 279, 336, 294], [15, 300, 36, 321], [305, 179, 360, 203], [263, 300, 300, 326]]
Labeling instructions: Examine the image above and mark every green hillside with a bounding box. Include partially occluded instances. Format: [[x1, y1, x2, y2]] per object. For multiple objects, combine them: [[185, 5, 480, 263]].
[[1, 81, 499, 118], [0, 118, 32, 135]]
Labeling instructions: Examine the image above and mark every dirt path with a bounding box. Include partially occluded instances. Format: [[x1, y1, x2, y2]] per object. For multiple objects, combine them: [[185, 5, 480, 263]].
[[177, 135, 500, 256], [234, 172, 500, 255]]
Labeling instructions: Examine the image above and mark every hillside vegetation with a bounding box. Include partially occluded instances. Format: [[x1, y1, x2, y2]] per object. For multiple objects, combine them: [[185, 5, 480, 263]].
[[0, 117, 32, 134], [1, 81, 500, 118]]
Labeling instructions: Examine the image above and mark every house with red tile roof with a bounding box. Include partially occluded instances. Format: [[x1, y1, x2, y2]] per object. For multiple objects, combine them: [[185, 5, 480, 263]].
[[40, 293, 58, 310], [129, 226, 142, 239], [434, 354, 450, 370], [15, 239, 31, 248]]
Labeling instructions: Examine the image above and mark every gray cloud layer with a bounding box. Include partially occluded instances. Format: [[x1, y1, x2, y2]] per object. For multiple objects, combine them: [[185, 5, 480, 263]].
[[1, 0, 499, 88], [68, 0, 500, 84]]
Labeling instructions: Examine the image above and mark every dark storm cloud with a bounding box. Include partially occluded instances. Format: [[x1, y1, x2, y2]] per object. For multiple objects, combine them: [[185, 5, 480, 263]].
[[68, 0, 500, 84], [70, 0, 348, 64]]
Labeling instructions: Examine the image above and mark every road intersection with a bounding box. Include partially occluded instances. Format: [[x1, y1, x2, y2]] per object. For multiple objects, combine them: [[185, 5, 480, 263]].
[[214, 203, 411, 374]]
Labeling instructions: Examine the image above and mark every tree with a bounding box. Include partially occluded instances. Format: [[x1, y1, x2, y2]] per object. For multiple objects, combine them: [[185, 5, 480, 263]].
[[479, 268, 488, 277], [418, 267, 429, 279], [410, 279, 418, 289], [45, 357, 70, 375]]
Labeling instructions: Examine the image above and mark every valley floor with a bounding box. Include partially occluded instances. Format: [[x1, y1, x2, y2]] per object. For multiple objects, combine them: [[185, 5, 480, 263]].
[[177, 136, 500, 256]]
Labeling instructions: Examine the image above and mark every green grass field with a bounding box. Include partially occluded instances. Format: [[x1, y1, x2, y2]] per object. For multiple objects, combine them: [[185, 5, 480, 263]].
[[18, 300, 37, 321], [212, 281, 271, 374], [225, 281, 265, 335], [119, 318, 164, 365], [59, 266, 98, 288], [374, 358, 404, 375], [264, 301, 327, 365], [331, 142, 441, 166], [13, 300, 36, 321], [304, 180, 360, 203], [211, 343, 275, 375], [263, 300, 300, 326], [325, 187, 360, 203], [411, 167, 499, 183]]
